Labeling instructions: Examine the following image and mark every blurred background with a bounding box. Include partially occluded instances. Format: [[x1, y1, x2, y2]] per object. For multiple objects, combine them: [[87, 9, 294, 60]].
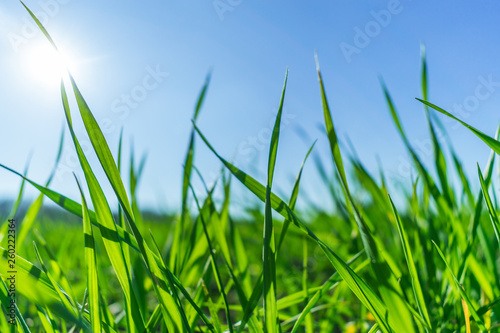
[[1, 0, 500, 215]]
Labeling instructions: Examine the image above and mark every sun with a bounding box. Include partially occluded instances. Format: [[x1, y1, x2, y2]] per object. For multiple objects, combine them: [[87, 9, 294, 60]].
[[22, 41, 77, 88]]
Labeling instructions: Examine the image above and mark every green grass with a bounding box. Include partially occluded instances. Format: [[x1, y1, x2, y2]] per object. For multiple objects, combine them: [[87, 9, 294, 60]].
[[2, 2, 500, 332]]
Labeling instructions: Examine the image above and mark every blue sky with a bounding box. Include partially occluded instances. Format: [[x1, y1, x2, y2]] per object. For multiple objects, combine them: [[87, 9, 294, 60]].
[[1, 0, 500, 213]]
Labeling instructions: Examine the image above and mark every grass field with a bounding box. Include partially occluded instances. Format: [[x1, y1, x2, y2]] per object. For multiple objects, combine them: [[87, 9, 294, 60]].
[[2, 3, 500, 332]]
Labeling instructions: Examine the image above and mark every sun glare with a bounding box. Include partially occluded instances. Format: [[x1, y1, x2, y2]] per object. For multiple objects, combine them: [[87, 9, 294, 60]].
[[23, 42, 77, 87]]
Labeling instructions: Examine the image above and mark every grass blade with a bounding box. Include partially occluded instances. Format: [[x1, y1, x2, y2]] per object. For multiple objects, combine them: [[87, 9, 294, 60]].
[[194, 125, 392, 332], [0, 163, 140, 253], [60, 82, 145, 332], [291, 252, 367, 332], [317, 55, 415, 332], [432, 240, 486, 331], [416, 98, 500, 154], [420, 45, 454, 207], [277, 141, 316, 253], [75, 177, 102, 333], [389, 195, 432, 331], [190, 186, 234, 333], [19, 4, 146, 330], [462, 297, 471, 333], [262, 68, 288, 333], [172, 71, 211, 274], [478, 164, 500, 245]]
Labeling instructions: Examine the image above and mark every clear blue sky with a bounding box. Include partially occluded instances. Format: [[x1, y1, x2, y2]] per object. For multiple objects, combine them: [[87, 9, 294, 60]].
[[1, 0, 500, 213]]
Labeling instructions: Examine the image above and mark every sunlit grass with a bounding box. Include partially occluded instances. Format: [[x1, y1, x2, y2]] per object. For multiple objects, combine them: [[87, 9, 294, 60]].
[[1, 2, 500, 332]]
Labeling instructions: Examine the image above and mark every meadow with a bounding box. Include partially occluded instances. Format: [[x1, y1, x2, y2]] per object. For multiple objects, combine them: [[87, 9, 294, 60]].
[[2, 3, 500, 332]]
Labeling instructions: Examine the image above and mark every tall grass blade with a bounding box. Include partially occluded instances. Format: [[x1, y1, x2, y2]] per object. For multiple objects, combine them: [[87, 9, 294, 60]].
[[478, 164, 500, 245], [277, 141, 316, 253], [317, 55, 415, 332], [75, 177, 102, 333], [60, 82, 145, 332], [416, 99, 500, 154], [0, 164, 140, 253], [191, 186, 234, 333], [19, 3, 145, 330], [432, 241, 486, 331], [262, 68, 288, 333], [194, 125, 392, 332], [148, 231, 192, 332], [172, 71, 212, 274], [420, 45, 454, 207], [382, 81, 446, 208], [389, 195, 432, 330], [457, 139, 497, 284]]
